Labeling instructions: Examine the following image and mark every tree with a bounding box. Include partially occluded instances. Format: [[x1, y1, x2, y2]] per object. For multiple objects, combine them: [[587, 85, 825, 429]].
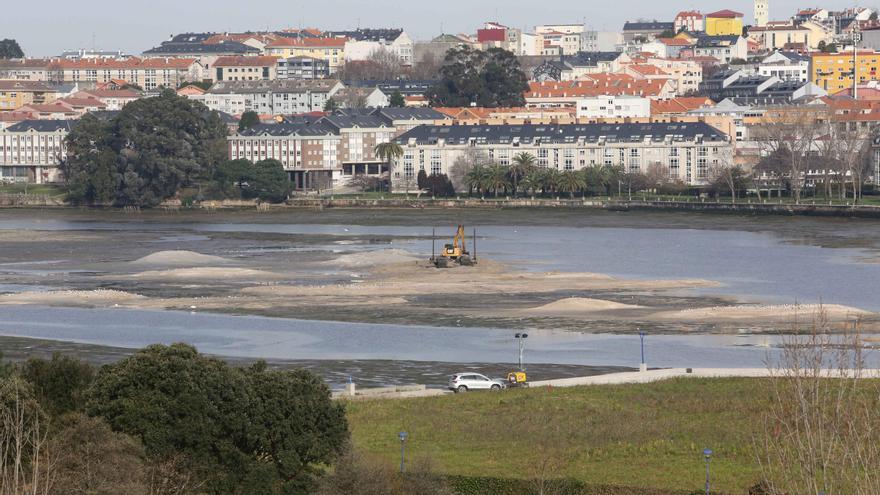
[[416, 169, 429, 189], [0, 377, 53, 495], [21, 353, 95, 417], [753, 108, 822, 204], [50, 413, 149, 495], [238, 110, 260, 131], [424, 173, 455, 197], [60, 114, 116, 205], [448, 149, 491, 193], [0, 39, 24, 59], [389, 90, 405, 107], [86, 344, 347, 494], [556, 170, 587, 199], [63, 90, 228, 207], [428, 46, 529, 107], [243, 363, 348, 494], [375, 142, 404, 163], [486, 164, 511, 197], [709, 161, 750, 203], [759, 311, 880, 494], [510, 152, 536, 195], [323, 98, 340, 112], [215, 158, 254, 198], [244, 159, 291, 203]]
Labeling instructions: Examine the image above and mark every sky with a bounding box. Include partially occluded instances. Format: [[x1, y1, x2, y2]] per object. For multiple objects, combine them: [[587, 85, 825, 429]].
[[3, 0, 874, 57]]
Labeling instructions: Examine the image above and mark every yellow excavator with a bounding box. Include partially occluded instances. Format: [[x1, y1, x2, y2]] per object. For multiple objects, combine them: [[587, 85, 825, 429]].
[[432, 225, 476, 268]]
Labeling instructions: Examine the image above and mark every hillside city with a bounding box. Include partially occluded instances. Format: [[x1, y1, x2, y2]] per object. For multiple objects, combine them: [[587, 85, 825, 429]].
[[1, 1, 879, 203], [3, 2, 880, 495]]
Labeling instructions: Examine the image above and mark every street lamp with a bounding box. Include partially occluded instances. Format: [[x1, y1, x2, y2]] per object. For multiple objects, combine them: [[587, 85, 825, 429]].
[[703, 448, 713, 495], [515, 333, 529, 371], [638, 330, 647, 372], [398, 431, 409, 473]]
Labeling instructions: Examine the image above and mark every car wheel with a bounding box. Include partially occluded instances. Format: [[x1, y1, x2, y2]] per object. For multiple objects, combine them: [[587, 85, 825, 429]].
[[457, 385, 468, 393], [491, 384, 501, 391]]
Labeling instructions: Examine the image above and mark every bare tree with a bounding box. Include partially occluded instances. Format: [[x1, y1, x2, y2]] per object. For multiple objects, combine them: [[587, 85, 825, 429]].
[[448, 149, 491, 193], [753, 108, 824, 204], [758, 310, 880, 495], [0, 377, 54, 495], [834, 124, 872, 203]]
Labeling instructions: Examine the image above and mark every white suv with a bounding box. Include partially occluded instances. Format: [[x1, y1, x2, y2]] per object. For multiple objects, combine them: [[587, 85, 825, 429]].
[[448, 373, 505, 393]]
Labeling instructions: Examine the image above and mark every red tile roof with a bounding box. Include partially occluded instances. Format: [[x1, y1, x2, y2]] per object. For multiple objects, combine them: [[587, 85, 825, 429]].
[[651, 97, 713, 115], [527, 75, 670, 99], [658, 38, 693, 46], [54, 57, 197, 70], [676, 10, 704, 19], [707, 9, 743, 18]]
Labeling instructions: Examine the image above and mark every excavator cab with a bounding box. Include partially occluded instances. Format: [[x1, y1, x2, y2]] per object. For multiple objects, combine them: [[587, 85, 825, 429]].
[[433, 225, 475, 268]]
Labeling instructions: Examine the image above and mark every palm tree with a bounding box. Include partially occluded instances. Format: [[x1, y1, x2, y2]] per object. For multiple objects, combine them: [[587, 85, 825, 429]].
[[374, 142, 404, 163], [539, 169, 562, 195], [557, 170, 587, 199], [465, 165, 488, 196], [510, 152, 536, 196], [487, 164, 511, 197], [519, 173, 539, 197]]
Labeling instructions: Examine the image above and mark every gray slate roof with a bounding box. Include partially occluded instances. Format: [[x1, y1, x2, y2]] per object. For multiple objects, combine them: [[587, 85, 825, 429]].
[[5, 120, 75, 132], [395, 122, 729, 146]]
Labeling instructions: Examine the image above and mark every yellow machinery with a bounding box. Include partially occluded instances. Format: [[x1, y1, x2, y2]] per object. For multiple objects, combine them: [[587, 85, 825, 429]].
[[432, 225, 476, 268], [506, 371, 528, 388]]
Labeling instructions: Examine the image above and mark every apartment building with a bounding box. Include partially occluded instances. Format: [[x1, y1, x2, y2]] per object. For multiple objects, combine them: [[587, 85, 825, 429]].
[[748, 25, 812, 52], [327, 29, 413, 66], [532, 52, 629, 81], [212, 56, 279, 82], [693, 35, 748, 64], [755, 51, 810, 82], [0, 120, 73, 183], [227, 107, 447, 189], [674, 11, 705, 33], [477, 22, 523, 55], [390, 122, 732, 188], [266, 37, 346, 74], [190, 79, 343, 116], [576, 95, 651, 119], [642, 57, 703, 94], [0, 59, 59, 81], [536, 24, 583, 56], [812, 50, 880, 93], [277, 57, 330, 80], [0, 81, 74, 110]]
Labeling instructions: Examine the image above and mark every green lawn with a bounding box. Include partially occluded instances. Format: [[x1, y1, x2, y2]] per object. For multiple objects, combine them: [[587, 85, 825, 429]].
[[0, 183, 66, 197], [346, 378, 771, 494]]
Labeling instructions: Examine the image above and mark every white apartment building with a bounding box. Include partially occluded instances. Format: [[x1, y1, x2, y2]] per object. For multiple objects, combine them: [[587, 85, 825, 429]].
[[189, 80, 343, 116], [0, 120, 72, 183], [391, 122, 733, 188], [576, 95, 651, 119]]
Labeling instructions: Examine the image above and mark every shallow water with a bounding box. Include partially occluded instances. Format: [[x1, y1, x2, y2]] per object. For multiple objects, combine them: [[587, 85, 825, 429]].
[[1, 209, 879, 368], [0, 306, 794, 368]]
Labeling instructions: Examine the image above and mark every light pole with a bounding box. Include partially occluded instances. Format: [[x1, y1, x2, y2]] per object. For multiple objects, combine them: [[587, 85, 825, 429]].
[[515, 333, 529, 371], [639, 330, 647, 372], [398, 431, 408, 473], [703, 448, 713, 495], [852, 29, 862, 100]]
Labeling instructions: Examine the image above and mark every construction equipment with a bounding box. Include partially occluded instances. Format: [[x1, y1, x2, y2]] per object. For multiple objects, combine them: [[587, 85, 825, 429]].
[[432, 225, 477, 268], [506, 371, 529, 388]]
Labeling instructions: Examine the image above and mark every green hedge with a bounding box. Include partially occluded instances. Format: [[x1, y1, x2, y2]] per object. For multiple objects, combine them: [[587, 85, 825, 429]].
[[445, 475, 704, 495]]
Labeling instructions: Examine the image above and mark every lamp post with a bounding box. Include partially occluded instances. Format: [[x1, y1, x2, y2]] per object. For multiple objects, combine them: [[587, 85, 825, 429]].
[[853, 29, 862, 100], [639, 330, 647, 372], [398, 431, 408, 473], [515, 333, 529, 371], [703, 448, 713, 495]]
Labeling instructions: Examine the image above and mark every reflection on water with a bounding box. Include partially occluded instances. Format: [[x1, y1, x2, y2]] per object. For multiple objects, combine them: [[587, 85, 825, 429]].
[[0, 306, 798, 368]]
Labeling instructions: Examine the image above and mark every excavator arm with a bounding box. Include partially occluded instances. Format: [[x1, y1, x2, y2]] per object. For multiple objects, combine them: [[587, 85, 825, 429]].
[[453, 225, 466, 253]]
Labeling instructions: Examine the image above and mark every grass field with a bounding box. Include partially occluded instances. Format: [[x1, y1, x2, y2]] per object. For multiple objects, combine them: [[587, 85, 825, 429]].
[[347, 378, 772, 494], [0, 183, 66, 197]]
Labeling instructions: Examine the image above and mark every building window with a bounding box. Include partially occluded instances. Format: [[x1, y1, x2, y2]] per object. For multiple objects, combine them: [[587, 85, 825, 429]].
[[430, 150, 441, 175]]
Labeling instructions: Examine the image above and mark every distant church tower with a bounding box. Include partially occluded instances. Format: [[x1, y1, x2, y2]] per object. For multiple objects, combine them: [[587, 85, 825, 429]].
[[754, 0, 769, 27]]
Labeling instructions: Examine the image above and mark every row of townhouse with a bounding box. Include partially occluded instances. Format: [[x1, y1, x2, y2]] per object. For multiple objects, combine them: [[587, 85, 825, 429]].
[[0, 120, 72, 183], [227, 107, 448, 189], [0, 58, 203, 89], [389, 122, 733, 189], [188, 80, 344, 115]]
